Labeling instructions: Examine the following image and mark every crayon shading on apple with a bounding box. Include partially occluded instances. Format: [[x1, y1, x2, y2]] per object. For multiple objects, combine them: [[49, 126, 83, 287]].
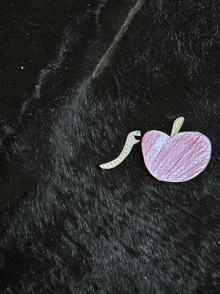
[[141, 117, 212, 182]]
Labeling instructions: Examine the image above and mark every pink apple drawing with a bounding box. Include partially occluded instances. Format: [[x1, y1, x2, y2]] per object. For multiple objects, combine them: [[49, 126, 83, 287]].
[[141, 117, 212, 182]]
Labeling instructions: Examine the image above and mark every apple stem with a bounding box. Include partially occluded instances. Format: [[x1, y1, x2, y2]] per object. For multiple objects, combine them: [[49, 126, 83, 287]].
[[171, 117, 185, 137]]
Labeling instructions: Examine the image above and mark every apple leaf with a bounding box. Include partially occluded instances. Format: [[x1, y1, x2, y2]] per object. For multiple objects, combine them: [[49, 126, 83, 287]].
[[171, 117, 185, 137]]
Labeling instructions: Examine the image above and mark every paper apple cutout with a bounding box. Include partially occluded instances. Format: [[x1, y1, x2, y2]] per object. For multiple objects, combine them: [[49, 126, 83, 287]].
[[141, 117, 212, 182]]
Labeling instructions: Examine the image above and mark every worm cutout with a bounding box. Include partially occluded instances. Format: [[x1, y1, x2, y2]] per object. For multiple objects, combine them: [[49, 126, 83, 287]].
[[100, 130, 141, 169]]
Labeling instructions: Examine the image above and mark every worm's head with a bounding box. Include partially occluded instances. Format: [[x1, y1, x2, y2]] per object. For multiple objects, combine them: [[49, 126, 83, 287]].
[[128, 130, 141, 145]]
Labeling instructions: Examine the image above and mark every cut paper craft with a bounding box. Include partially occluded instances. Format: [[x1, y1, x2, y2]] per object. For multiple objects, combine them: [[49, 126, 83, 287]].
[[141, 117, 212, 182], [171, 117, 185, 137], [100, 130, 141, 169]]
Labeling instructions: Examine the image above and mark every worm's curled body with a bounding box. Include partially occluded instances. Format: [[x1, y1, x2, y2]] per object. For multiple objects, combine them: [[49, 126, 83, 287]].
[[100, 130, 141, 169]]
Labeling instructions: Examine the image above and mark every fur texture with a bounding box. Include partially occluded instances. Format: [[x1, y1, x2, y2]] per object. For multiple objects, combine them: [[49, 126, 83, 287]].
[[1, 0, 220, 293]]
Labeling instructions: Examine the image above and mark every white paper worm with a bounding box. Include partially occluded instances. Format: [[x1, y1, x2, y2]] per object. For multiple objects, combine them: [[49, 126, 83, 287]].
[[100, 130, 141, 169]]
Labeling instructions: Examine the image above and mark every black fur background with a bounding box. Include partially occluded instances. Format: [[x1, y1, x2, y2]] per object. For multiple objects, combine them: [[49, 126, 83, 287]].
[[1, 0, 220, 293]]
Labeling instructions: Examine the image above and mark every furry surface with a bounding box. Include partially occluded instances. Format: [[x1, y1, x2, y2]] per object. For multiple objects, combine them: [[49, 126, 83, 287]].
[[1, 0, 220, 293]]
